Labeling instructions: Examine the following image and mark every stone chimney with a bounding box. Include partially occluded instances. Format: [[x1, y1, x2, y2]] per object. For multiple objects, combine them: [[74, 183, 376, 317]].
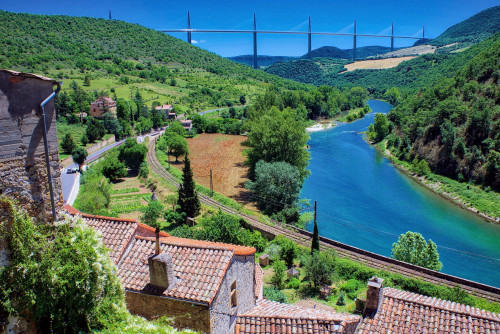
[[0, 70, 62, 222], [148, 229, 177, 291], [364, 276, 384, 318]]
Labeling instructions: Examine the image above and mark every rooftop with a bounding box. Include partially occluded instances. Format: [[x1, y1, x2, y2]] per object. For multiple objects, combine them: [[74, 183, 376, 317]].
[[357, 287, 500, 334], [64, 205, 255, 304], [235, 299, 360, 334]]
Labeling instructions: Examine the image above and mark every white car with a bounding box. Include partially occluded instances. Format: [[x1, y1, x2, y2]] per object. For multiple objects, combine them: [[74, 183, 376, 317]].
[[66, 167, 78, 174]]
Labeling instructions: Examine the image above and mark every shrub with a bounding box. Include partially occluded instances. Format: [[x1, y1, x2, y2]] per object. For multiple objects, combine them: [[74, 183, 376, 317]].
[[287, 277, 301, 289], [263, 286, 288, 303], [271, 260, 287, 289], [0, 199, 126, 332], [336, 291, 346, 306]]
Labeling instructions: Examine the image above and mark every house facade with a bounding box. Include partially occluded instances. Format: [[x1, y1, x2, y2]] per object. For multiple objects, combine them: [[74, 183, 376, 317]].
[[89, 96, 116, 118], [155, 104, 176, 119]]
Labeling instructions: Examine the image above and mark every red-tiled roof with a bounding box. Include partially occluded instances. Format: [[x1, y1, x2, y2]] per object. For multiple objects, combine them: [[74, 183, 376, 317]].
[[357, 287, 500, 334], [63, 205, 255, 304], [235, 300, 360, 334], [119, 237, 233, 304], [155, 104, 173, 110]]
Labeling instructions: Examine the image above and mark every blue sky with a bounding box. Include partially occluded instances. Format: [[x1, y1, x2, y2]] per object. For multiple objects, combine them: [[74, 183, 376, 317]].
[[2, 1, 498, 56]]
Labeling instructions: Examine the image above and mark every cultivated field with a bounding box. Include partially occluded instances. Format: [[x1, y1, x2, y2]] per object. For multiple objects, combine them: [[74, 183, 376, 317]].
[[342, 56, 417, 72], [172, 133, 256, 209]]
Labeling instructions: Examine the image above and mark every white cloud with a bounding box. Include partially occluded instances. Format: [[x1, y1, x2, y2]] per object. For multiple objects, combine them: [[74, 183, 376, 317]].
[[192, 39, 198, 44]]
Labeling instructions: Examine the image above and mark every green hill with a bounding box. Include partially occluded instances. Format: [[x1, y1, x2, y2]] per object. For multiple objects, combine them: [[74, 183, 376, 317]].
[[384, 33, 500, 191], [227, 55, 297, 67], [0, 11, 309, 111], [301, 46, 393, 59], [425, 5, 500, 46], [266, 57, 349, 84]]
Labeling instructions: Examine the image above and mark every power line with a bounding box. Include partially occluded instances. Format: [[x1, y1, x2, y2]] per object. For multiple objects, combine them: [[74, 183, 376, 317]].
[[315, 212, 500, 263]]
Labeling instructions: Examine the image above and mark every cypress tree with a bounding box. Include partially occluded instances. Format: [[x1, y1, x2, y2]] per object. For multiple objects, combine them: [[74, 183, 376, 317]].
[[177, 153, 200, 219], [311, 219, 320, 253]]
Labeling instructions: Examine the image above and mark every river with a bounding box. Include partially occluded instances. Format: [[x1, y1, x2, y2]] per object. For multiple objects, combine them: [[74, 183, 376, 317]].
[[300, 99, 500, 288]]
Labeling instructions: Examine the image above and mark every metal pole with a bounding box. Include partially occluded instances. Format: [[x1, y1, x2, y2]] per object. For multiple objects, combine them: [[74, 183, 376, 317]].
[[308, 16, 312, 58], [353, 20, 357, 61], [314, 200, 317, 230], [391, 22, 394, 52], [40, 83, 61, 222], [187, 11, 192, 44], [109, 9, 112, 20], [210, 168, 213, 197], [423, 25, 425, 40], [253, 13, 258, 69]]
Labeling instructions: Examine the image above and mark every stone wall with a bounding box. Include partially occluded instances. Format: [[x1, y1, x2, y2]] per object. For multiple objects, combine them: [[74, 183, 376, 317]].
[[125, 290, 210, 333], [0, 70, 63, 222], [210, 254, 256, 334]]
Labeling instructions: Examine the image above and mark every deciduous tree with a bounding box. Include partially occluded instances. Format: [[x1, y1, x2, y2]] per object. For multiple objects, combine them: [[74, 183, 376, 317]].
[[391, 231, 443, 271]]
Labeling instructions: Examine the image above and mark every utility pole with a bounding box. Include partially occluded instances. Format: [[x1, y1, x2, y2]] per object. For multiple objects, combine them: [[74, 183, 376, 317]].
[[210, 168, 213, 197], [311, 200, 320, 253]]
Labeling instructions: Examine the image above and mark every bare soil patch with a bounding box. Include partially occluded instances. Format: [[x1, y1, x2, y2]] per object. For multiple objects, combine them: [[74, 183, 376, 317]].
[[342, 56, 416, 72], [173, 133, 257, 210]]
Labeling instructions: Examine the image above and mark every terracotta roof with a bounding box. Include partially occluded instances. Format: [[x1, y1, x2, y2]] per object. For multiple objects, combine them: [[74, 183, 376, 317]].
[[63, 205, 255, 304], [357, 287, 500, 334], [254, 264, 263, 301], [119, 237, 233, 304], [235, 300, 361, 334], [155, 104, 173, 110]]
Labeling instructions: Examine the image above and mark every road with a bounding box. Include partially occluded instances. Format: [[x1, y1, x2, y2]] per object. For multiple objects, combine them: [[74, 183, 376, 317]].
[[198, 108, 225, 115], [61, 139, 125, 203]]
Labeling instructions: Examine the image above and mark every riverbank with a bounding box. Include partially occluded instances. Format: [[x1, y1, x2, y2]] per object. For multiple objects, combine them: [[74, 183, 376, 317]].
[[375, 140, 500, 224], [306, 121, 336, 132]]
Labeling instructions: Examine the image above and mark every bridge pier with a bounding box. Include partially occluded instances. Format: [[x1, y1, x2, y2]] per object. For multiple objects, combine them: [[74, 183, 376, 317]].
[[187, 11, 192, 44], [391, 22, 394, 52], [308, 16, 312, 58], [353, 20, 357, 61], [253, 13, 258, 69]]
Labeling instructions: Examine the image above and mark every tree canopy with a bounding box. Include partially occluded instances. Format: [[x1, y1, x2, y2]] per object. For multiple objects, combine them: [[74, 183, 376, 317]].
[[245, 107, 310, 181], [391, 231, 443, 271]]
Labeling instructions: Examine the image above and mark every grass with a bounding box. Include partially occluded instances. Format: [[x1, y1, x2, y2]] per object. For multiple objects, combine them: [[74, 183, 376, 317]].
[[110, 187, 140, 195], [57, 121, 114, 160], [155, 148, 261, 218]]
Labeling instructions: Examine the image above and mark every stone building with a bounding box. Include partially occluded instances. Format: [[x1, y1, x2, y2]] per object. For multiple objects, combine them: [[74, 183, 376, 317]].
[[89, 96, 116, 118], [0, 70, 63, 222]]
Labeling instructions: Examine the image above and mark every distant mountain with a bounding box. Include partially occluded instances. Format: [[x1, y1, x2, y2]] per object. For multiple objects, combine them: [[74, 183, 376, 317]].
[[417, 5, 500, 46], [227, 55, 297, 67], [265, 57, 349, 84]]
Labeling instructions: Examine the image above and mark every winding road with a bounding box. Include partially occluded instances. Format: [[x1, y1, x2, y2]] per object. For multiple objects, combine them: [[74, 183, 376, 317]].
[[147, 138, 500, 304]]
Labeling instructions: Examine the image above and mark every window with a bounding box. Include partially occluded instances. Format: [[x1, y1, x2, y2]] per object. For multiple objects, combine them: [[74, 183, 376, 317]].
[[230, 280, 237, 308]]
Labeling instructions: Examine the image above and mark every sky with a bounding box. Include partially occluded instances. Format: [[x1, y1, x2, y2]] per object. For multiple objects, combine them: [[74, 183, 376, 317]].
[[2, 1, 498, 57]]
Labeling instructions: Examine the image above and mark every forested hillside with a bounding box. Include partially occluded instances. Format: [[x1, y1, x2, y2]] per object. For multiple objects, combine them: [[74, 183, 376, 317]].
[[227, 55, 297, 67], [383, 34, 500, 190], [421, 5, 500, 47], [266, 58, 349, 84], [0, 10, 309, 112]]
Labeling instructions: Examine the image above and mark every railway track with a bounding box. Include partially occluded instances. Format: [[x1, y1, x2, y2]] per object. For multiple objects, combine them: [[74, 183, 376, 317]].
[[147, 140, 500, 304]]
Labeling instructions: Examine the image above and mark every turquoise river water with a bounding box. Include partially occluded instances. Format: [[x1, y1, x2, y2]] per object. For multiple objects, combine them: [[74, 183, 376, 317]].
[[300, 100, 500, 288]]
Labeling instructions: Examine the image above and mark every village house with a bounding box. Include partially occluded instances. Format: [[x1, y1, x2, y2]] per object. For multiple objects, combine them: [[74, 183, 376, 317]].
[[181, 119, 193, 130], [155, 104, 176, 119], [89, 96, 116, 118]]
